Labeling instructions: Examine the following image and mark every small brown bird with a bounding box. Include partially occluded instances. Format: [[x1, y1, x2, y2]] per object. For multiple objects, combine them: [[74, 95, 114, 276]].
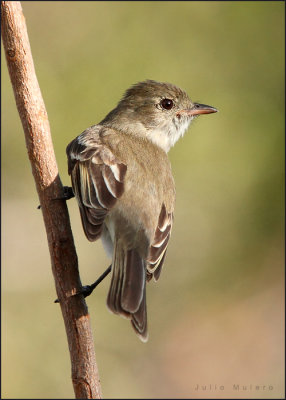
[[66, 80, 217, 341]]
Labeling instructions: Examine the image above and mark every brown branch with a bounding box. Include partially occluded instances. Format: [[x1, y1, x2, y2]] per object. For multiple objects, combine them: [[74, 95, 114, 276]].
[[1, 2, 102, 398]]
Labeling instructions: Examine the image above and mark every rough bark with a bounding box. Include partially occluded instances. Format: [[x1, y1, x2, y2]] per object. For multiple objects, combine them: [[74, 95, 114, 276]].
[[1, 2, 102, 398]]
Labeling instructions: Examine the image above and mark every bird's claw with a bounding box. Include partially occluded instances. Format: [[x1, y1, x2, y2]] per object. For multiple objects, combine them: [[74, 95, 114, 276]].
[[54, 285, 94, 303], [62, 186, 75, 201], [37, 186, 74, 209], [54, 265, 111, 303], [79, 285, 94, 298]]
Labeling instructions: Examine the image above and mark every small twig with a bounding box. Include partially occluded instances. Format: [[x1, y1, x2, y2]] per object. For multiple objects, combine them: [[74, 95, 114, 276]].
[[1, 2, 102, 398]]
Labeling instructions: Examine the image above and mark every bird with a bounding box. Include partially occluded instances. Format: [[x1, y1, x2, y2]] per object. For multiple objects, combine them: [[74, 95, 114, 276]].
[[66, 80, 217, 342]]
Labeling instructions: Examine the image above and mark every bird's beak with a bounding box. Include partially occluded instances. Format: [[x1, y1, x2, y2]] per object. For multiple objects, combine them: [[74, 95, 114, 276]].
[[187, 103, 218, 116]]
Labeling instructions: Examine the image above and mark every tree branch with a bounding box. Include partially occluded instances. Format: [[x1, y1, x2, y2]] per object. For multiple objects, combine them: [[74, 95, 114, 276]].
[[1, 2, 102, 398]]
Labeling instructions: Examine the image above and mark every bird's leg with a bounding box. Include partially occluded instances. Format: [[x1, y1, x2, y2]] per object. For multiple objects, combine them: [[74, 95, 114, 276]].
[[80, 265, 112, 297], [37, 186, 75, 209], [54, 265, 112, 303]]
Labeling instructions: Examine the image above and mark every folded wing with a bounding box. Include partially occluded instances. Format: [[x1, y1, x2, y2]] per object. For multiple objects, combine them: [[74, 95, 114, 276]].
[[147, 203, 173, 281], [67, 133, 127, 241]]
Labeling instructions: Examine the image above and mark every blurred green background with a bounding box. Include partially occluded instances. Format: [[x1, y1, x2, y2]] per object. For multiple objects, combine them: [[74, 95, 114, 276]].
[[2, 1, 284, 398]]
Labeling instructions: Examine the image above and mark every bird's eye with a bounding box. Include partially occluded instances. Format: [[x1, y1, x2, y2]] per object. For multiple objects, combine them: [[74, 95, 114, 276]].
[[160, 98, 174, 110]]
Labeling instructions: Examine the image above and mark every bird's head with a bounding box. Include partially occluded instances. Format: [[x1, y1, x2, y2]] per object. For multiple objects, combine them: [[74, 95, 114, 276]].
[[101, 80, 218, 152]]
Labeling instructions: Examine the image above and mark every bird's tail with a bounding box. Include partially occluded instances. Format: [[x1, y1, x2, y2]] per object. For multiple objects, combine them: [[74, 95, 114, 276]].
[[107, 239, 148, 342]]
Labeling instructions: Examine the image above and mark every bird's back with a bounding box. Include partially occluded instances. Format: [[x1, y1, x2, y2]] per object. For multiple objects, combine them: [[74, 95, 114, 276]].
[[100, 127, 175, 256]]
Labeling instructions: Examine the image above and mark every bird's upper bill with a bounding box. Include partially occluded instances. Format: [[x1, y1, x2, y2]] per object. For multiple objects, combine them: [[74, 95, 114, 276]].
[[183, 103, 218, 116]]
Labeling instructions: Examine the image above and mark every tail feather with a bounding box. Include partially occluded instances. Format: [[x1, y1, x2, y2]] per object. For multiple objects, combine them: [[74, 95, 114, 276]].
[[131, 285, 148, 342], [107, 241, 148, 341], [107, 242, 129, 318], [121, 249, 145, 313]]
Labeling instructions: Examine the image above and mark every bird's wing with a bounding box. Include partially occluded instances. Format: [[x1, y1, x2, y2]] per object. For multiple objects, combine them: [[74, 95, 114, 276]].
[[146, 203, 173, 281], [67, 133, 127, 241]]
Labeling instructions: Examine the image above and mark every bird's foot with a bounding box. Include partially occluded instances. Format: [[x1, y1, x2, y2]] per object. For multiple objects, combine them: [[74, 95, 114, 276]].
[[37, 186, 75, 209], [61, 186, 75, 201], [54, 265, 112, 303], [80, 284, 96, 298]]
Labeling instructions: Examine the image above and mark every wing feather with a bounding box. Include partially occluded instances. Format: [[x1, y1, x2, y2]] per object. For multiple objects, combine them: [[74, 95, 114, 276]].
[[67, 131, 127, 242], [147, 203, 173, 281]]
